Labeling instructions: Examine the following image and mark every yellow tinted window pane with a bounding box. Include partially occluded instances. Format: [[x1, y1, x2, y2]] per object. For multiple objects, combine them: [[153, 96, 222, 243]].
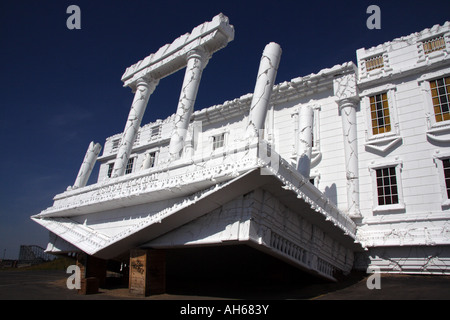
[[431, 88, 438, 97], [385, 124, 391, 132], [435, 104, 442, 112], [444, 113, 450, 121]]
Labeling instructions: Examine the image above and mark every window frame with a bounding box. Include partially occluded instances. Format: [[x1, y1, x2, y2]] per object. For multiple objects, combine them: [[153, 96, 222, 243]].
[[107, 162, 114, 178], [422, 34, 447, 55], [369, 92, 392, 136], [149, 125, 161, 141], [210, 131, 227, 152], [111, 138, 121, 152], [358, 50, 391, 80], [365, 54, 384, 72], [420, 72, 450, 136], [433, 150, 450, 207], [146, 151, 157, 169], [125, 157, 135, 175], [369, 159, 405, 213], [429, 76, 450, 123], [417, 32, 449, 63], [362, 86, 400, 142]]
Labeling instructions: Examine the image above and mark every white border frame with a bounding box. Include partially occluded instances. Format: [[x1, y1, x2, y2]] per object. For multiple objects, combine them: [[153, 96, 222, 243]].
[[368, 158, 405, 213], [361, 85, 400, 141], [419, 70, 450, 131], [433, 149, 450, 207]]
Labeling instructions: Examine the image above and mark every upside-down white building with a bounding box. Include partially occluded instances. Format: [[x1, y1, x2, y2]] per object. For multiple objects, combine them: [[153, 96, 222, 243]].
[[32, 14, 450, 294]]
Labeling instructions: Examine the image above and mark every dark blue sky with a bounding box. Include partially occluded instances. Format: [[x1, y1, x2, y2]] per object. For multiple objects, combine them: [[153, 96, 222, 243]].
[[1, 0, 449, 259]]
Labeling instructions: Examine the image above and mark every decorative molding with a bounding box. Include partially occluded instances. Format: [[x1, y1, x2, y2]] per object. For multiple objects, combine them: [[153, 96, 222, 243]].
[[364, 136, 402, 153]]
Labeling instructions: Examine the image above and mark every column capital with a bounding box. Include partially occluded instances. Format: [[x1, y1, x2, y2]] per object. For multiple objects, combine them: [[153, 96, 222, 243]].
[[130, 76, 160, 93], [186, 47, 211, 69], [337, 97, 360, 110]]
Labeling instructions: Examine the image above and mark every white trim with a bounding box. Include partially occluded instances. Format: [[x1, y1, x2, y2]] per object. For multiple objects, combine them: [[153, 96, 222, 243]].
[[433, 150, 450, 207], [361, 87, 402, 152], [368, 158, 405, 213], [358, 50, 392, 80], [209, 130, 229, 153], [419, 71, 450, 139], [417, 31, 450, 63]]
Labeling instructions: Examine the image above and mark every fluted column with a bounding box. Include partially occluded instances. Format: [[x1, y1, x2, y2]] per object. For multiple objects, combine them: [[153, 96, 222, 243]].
[[169, 48, 210, 160], [339, 98, 361, 218], [112, 77, 159, 177], [246, 42, 282, 138], [73, 141, 102, 188], [296, 105, 314, 178]]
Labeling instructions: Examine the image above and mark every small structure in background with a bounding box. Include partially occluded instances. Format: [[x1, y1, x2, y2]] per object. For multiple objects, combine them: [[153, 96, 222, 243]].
[[18, 245, 55, 267]]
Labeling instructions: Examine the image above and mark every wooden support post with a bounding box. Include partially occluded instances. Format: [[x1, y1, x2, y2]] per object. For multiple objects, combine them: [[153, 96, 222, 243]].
[[129, 249, 166, 296], [76, 253, 107, 294]]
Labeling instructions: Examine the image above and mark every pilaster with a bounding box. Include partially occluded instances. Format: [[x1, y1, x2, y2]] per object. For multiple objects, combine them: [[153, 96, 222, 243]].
[[296, 105, 314, 178], [333, 70, 361, 218], [338, 97, 361, 218]]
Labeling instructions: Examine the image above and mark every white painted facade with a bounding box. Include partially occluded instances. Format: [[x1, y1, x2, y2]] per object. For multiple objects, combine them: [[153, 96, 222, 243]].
[[32, 16, 450, 278]]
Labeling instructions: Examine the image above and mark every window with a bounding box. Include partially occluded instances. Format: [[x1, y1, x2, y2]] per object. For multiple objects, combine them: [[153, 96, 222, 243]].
[[430, 76, 450, 122], [148, 152, 156, 168], [212, 133, 225, 150], [134, 132, 141, 144], [150, 126, 160, 140], [370, 93, 391, 135], [443, 158, 450, 198], [423, 35, 446, 55], [125, 157, 135, 175], [365, 55, 384, 71], [433, 152, 450, 206], [107, 163, 114, 178], [112, 139, 120, 151], [375, 166, 399, 206], [370, 160, 404, 212]]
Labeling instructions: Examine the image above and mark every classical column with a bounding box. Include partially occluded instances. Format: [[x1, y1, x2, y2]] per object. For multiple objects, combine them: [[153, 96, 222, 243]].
[[246, 42, 282, 138], [169, 48, 210, 160], [339, 98, 361, 218], [112, 77, 159, 177], [296, 106, 314, 178], [73, 141, 102, 189]]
